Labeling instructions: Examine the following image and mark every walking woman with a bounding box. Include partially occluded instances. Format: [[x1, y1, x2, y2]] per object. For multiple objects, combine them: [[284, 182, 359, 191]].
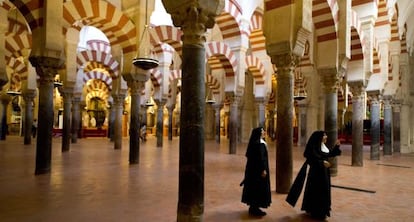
[[240, 127, 271, 216], [286, 130, 341, 220]]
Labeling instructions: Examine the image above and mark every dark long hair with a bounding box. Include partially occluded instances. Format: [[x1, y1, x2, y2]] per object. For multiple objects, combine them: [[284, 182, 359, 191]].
[[303, 130, 325, 159], [245, 127, 263, 157]]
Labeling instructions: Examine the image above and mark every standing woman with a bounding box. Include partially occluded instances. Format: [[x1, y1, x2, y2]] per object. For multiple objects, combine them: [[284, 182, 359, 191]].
[[286, 130, 341, 220], [241, 127, 271, 216]]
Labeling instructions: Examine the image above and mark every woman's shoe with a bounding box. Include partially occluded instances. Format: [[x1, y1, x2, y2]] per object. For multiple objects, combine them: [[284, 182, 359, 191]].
[[249, 207, 266, 216]]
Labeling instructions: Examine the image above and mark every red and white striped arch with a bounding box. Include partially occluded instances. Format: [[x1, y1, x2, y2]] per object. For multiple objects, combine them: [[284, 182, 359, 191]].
[[169, 69, 181, 82], [76, 50, 119, 79], [215, 0, 245, 40], [205, 41, 237, 77], [63, 0, 136, 54], [83, 70, 113, 90], [85, 79, 110, 102], [350, 10, 364, 62], [11, 0, 44, 31], [249, 10, 265, 53], [245, 55, 265, 85], [86, 40, 111, 54], [312, 0, 339, 43], [150, 25, 183, 55], [150, 69, 162, 88], [375, 0, 389, 28], [206, 74, 220, 94]]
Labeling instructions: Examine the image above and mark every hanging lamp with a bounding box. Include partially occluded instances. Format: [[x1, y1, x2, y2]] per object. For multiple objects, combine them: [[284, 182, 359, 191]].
[[132, 0, 159, 70], [293, 68, 307, 101]]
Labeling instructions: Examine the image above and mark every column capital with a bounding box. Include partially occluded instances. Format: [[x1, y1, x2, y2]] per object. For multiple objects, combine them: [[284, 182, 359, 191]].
[[128, 81, 146, 96], [319, 68, 341, 93], [21, 89, 37, 100], [348, 80, 366, 98], [225, 92, 242, 104], [162, 0, 224, 45], [29, 56, 64, 79]]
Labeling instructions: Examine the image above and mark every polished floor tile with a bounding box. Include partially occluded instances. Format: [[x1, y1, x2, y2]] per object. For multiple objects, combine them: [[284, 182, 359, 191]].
[[1, 135, 413, 221]]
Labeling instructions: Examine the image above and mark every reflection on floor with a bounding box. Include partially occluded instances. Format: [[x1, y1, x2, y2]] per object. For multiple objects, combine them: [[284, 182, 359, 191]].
[[1, 135, 413, 222]]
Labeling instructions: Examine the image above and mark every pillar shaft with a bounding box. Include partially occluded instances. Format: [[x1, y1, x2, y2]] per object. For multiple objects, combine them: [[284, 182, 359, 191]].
[[129, 83, 143, 164], [71, 97, 80, 143], [320, 68, 341, 176], [274, 53, 296, 194], [61, 89, 73, 152], [155, 99, 166, 147], [0, 94, 11, 140], [22, 91, 36, 145], [228, 93, 240, 154], [213, 104, 222, 144], [348, 81, 365, 166], [30, 57, 61, 175], [113, 95, 124, 150], [392, 102, 401, 153], [383, 97, 392, 155], [369, 95, 381, 160], [167, 105, 175, 140]]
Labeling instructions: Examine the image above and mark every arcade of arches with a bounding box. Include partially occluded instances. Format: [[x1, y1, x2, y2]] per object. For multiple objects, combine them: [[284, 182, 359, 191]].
[[1, 0, 414, 220]]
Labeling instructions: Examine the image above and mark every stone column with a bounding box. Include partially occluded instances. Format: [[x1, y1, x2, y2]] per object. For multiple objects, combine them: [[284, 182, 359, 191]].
[[228, 93, 241, 154], [155, 99, 166, 147], [383, 96, 393, 155], [29, 57, 62, 175], [205, 102, 215, 140], [128, 81, 145, 164], [112, 94, 125, 150], [162, 1, 224, 221], [0, 94, 11, 140], [392, 100, 401, 153], [255, 97, 266, 127], [167, 105, 175, 140], [349, 81, 365, 166], [320, 68, 341, 176], [71, 96, 81, 143], [368, 93, 381, 160], [108, 102, 115, 141], [60, 88, 73, 152], [22, 90, 36, 145], [213, 103, 222, 144], [273, 52, 297, 193], [297, 101, 307, 146]]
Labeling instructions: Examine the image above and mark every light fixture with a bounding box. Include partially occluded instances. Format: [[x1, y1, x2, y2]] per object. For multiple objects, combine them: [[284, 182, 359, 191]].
[[6, 89, 21, 96], [205, 85, 216, 104], [132, 0, 159, 70], [293, 67, 307, 101]]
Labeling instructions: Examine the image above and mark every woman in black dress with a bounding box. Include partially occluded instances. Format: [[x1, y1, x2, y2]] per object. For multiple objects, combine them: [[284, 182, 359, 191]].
[[286, 130, 341, 220], [241, 127, 271, 216]]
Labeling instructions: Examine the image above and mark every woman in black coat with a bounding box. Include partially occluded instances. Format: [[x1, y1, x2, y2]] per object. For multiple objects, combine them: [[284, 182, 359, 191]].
[[241, 127, 271, 216], [286, 130, 341, 220]]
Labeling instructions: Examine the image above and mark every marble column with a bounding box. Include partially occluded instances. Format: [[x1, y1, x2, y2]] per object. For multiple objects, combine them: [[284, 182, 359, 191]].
[[29, 57, 62, 175], [212, 103, 222, 144], [383, 96, 393, 155], [205, 102, 215, 140], [392, 101, 401, 153], [61, 88, 73, 152], [349, 81, 365, 166], [297, 102, 307, 146], [155, 99, 166, 147], [228, 93, 241, 154], [320, 68, 341, 176], [108, 102, 115, 141], [162, 1, 224, 220], [112, 94, 125, 150], [368, 94, 381, 160], [273, 53, 297, 193], [0, 94, 11, 140], [128, 81, 145, 164], [22, 90, 36, 145], [255, 97, 266, 127], [167, 105, 175, 141], [71, 96, 81, 143]]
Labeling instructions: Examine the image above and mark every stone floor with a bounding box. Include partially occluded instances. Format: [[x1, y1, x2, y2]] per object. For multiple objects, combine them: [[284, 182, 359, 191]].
[[1, 135, 414, 222]]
